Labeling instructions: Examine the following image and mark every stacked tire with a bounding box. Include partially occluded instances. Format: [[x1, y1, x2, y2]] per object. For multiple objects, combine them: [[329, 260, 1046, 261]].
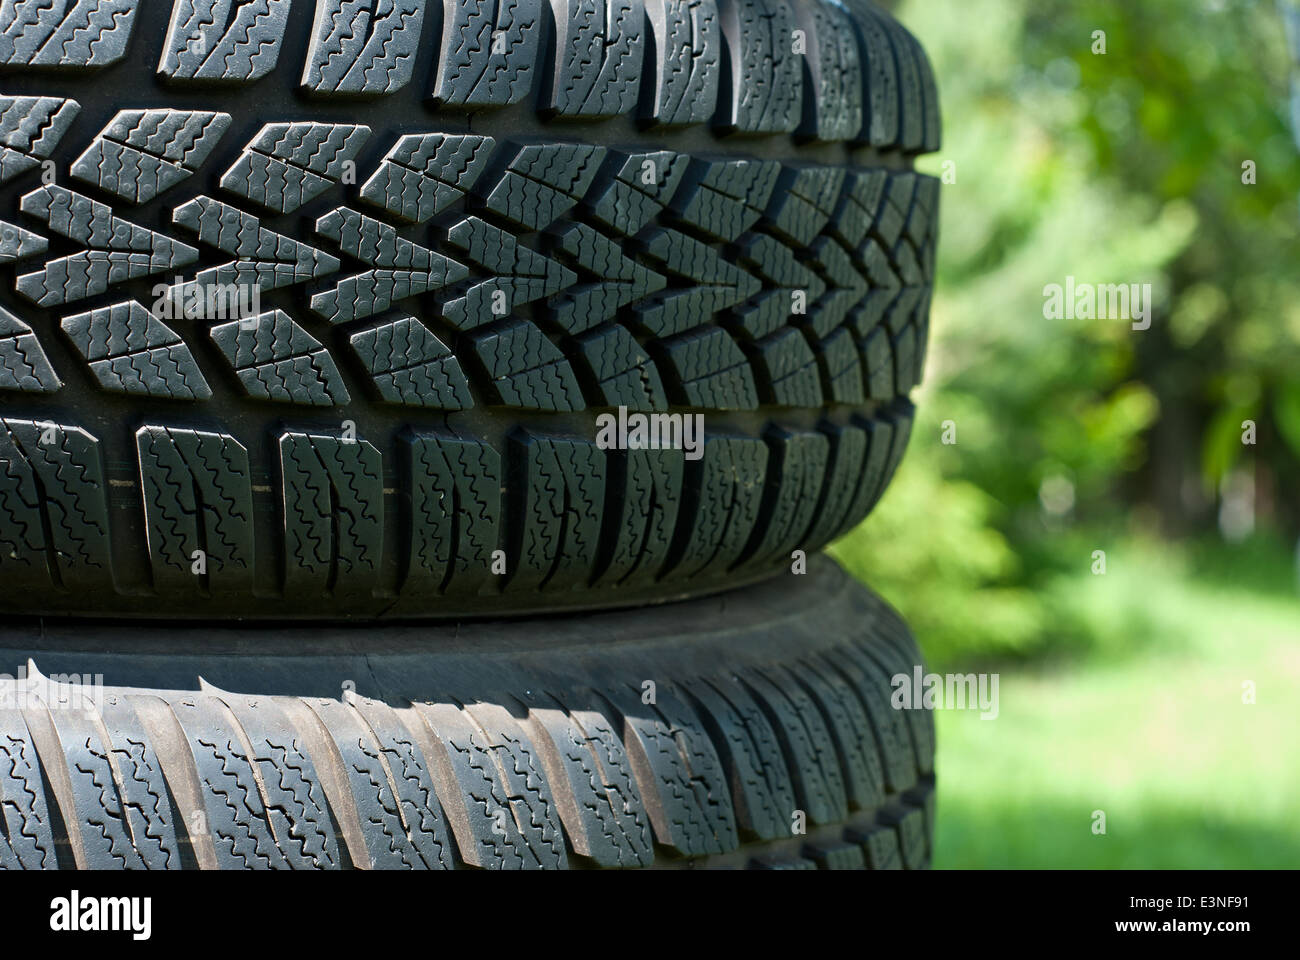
[[0, 0, 938, 870]]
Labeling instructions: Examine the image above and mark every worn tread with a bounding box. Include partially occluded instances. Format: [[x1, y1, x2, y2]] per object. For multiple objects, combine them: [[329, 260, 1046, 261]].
[[0, 559, 934, 869]]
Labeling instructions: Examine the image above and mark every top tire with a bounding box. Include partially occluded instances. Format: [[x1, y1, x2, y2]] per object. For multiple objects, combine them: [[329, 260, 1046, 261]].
[[0, 0, 940, 619]]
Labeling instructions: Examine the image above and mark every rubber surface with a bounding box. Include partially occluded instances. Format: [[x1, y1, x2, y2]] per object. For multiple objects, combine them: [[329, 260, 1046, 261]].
[[0, 0, 940, 618], [0, 554, 933, 869]]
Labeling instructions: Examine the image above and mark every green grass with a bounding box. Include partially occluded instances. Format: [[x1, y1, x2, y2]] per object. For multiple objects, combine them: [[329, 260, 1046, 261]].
[[929, 545, 1300, 868]]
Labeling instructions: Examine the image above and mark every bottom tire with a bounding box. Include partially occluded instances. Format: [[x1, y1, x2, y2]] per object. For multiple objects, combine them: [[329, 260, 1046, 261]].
[[0, 556, 933, 870]]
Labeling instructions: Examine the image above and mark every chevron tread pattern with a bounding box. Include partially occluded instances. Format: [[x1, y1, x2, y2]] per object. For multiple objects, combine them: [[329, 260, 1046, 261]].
[[0, 0, 938, 618]]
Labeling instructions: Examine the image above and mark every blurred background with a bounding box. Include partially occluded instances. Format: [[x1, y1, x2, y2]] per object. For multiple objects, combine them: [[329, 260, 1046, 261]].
[[832, 0, 1300, 867]]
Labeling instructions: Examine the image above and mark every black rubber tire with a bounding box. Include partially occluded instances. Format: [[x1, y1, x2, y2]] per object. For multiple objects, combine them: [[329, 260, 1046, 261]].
[[0, 0, 939, 619], [0, 554, 933, 869]]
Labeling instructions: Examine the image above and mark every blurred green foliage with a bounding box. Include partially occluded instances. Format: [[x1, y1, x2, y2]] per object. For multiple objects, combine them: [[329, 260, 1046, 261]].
[[834, 0, 1300, 667], [932, 537, 1300, 868]]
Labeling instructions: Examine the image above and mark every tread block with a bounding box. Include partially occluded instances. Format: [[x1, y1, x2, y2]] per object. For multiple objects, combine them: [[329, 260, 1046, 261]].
[[657, 325, 758, 410], [842, 0, 899, 147], [431, 0, 542, 108], [665, 433, 766, 577], [832, 641, 919, 793], [165, 695, 289, 868], [444, 215, 575, 330], [312, 206, 469, 323], [523, 699, 654, 866], [818, 326, 865, 405], [159, 0, 293, 82], [795, 0, 863, 142], [16, 185, 199, 307], [135, 425, 255, 593], [684, 677, 796, 840], [600, 683, 739, 856], [341, 698, 457, 868], [751, 327, 822, 408], [0, 304, 61, 393], [790, 659, 886, 810], [892, 236, 924, 288], [358, 133, 496, 224], [643, 0, 720, 126], [881, 804, 928, 868], [802, 420, 867, 549], [861, 323, 895, 400], [295, 698, 431, 869], [732, 290, 792, 340], [855, 244, 901, 308], [716, 0, 801, 133], [863, 398, 915, 515], [472, 320, 585, 411], [40, 697, 181, 868], [817, 646, 908, 798], [862, 622, 934, 780], [220, 122, 371, 214], [481, 142, 606, 230], [804, 840, 867, 870], [350, 316, 473, 409], [301, 0, 428, 95], [830, 169, 889, 249], [573, 324, 667, 411], [219, 693, 343, 869], [0, 219, 47, 263], [736, 233, 825, 307], [835, 411, 896, 536], [211, 309, 350, 406], [278, 431, 385, 599], [402, 429, 501, 595], [912, 297, 931, 388], [508, 431, 605, 590], [595, 443, 683, 584], [63, 301, 210, 400], [764, 165, 847, 247], [848, 822, 903, 869], [548, 0, 646, 118], [170, 693, 340, 868], [880, 403, 914, 508], [912, 27, 943, 152], [0, 95, 80, 183], [906, 176, 941, 264], [170, 196, 341, 297], [738, 427, 827, 567], [892, 322, 917, 394], [0, 418, 113, 591], [805, 235, 868, 336], [587, 149, 689, 237], [672, 156, 780, 242], [0, 0, 139, 67], [740, 667, 848, 825], [869, 6, 926, 152], [872, 170, 916, 249], [907, 779, 936, 840], [71, 109, 232, 204], [881, 284, 924, 337], [414, 701, 567, 869], [0, 707, 58, 869], [636, 229, 760, 337], [550, 222, 666, 333]]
